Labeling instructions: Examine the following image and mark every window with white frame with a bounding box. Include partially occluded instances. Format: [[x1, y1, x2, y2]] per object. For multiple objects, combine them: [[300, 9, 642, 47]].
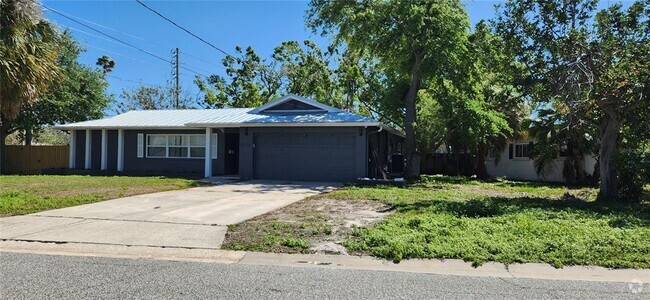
[[514, 143, 530, 158], [146, 134, 217, 159]]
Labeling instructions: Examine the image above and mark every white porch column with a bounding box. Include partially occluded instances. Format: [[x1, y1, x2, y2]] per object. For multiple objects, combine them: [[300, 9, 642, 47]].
[[84, 130, 92, 170], [100, 129, 108, 170], [68, 130, 76, 169], [117, 129, 124, 172], [204, 128, 212, 178]]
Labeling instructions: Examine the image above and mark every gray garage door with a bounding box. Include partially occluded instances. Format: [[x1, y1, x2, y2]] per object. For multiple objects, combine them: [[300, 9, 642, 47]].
[[254, 132, 357, 181]]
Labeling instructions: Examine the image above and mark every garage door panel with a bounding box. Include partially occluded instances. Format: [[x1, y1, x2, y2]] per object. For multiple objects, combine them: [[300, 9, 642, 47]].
[[254, 132, 357, 181]]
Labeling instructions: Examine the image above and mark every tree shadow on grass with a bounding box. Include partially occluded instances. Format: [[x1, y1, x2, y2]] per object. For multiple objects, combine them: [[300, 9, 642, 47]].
[[492, 180, 592, 190], [392, 196, 650, 228], [417, 175, 474, 185]]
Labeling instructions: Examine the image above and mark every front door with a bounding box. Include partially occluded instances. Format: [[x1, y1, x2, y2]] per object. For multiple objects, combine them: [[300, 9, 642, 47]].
[[224, 133, 239, 175]]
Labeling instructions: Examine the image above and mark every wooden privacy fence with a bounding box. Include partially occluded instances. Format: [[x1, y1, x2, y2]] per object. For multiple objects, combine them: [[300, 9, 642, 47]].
[[4, 145, 69, 175]]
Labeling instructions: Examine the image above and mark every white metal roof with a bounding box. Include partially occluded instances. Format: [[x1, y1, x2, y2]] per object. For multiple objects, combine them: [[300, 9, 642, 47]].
[[54, 95, 404, 137], [54, 108, 252, 129]]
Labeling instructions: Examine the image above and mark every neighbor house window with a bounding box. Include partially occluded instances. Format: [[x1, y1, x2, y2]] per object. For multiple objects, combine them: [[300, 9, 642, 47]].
[[514, 143, 530, 158], [146, 134, 217, 159]]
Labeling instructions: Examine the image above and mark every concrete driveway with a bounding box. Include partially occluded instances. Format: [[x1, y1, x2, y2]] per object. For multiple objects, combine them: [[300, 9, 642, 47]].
[[0, 180, 337, 249]]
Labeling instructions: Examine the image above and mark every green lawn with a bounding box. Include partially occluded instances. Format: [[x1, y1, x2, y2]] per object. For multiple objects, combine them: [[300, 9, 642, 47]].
[[0, 175, 197, 216], [333, 177, 650, 268]]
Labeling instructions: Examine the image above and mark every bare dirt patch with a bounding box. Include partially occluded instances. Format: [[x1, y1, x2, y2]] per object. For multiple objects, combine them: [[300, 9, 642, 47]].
[[221, 197, 393, 254]]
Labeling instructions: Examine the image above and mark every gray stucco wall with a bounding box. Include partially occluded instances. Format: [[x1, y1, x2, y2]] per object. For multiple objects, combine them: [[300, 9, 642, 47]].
[[238, 127, 367, 181], [91, 130, 102, 170], [106, 130, 118, 171], [73, 130, 85, 169]]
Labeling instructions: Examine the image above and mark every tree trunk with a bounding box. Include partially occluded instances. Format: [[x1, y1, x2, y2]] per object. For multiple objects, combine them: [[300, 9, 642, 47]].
[[476, 144, 489, 180], [25, 128, 33, 146], [403, 51, 424, 180], [573, 150, 585, 185], [597, 112, 621, 202]]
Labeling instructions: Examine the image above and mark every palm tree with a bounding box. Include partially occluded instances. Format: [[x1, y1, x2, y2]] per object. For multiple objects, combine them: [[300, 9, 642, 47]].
[[0, 0, 61, 173], [528, 106, 598, 185]]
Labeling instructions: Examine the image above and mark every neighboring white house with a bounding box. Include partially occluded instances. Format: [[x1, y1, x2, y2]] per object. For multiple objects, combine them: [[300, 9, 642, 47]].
[[486, 141, 598, 182]]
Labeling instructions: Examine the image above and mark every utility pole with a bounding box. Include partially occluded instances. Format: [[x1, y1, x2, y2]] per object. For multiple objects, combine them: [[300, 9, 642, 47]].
[[174, 47, 180, 109]]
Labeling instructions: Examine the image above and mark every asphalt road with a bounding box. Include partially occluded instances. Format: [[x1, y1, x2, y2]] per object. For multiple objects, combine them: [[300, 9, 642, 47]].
[[0, 252, 646, 299]]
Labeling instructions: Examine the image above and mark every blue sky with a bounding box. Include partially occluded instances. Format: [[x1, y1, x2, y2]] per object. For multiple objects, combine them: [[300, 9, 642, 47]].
[[41, 0, 500, 108], [41, 0, 621, 110]]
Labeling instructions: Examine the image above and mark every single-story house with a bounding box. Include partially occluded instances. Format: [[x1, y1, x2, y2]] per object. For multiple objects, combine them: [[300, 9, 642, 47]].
[[486, 141, 597, 182], [55, 95, 404, 181]]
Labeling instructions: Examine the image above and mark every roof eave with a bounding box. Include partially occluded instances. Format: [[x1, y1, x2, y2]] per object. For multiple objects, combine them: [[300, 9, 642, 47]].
[[53, 125, 202, 130], [379, 124, 406, 138], [184, 122, 382, 128]]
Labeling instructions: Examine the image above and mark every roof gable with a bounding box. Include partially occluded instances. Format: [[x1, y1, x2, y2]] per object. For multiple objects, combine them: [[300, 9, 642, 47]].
[[263, 99, 325, 112], [250, 94, 342, 114]]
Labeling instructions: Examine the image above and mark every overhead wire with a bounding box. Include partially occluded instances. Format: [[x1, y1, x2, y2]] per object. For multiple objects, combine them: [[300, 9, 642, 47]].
[[54, 7, 170, 50], [67, 26, 217, 75], [41, 3, 209, 77], [44, 5, 170, 64], [83, 43, 169, 71], [134, 0, 234, 58], [43, 2, 222, 71], [180, 50, 224, 69], [181, 62, 213, 75], [107, 75, 161, 87]]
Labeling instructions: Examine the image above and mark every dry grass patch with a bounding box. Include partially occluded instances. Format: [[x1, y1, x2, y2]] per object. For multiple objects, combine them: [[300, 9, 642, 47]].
[[221, 197, 392, 254]]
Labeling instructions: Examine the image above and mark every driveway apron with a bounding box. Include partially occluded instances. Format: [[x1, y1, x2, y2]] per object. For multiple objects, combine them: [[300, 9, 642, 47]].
[[0, 181, 337, 249]]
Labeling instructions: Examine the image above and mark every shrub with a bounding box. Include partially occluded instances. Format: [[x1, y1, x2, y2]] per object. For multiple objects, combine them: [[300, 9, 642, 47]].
[[615, 150, 649, 203], [280, 238, 309, 249]]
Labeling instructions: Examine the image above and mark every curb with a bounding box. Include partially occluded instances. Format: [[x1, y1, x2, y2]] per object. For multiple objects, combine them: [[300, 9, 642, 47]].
[[1, 240, 648, 283]]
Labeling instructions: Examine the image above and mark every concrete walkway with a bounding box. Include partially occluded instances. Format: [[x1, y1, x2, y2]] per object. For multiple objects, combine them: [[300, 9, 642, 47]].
[[1, 241, 648, 284], [0, 180, 337, 249]]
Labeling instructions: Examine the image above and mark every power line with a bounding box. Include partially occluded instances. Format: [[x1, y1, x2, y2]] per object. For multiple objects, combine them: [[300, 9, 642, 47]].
[[44, 3, 219, 75], [134, 0, 234, 58], [107, 75, 161, 87], [43, 4, 171, 64], [42, 4, 209, 78], [181, 50, 224, 68], [179, 66, 204, 77], [69, 26, 213, 76], [181, 62, 213, 75], [82, 43, 169, 71], [55, 7, 170, 50], [87, 43, 200, 80], [51, 5, 224, 72]]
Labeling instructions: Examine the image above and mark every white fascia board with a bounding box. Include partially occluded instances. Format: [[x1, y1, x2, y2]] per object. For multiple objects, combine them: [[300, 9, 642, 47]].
[[54, 122, 405, 137], [184, 122, 382, 128], [52, 126, 198, 130]]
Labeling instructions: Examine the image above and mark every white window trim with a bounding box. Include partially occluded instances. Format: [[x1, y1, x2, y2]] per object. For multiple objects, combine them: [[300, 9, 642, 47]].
[[145, 134, 217, 159], [513, 143, 530, 159], [137, 133, 144, 158]]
